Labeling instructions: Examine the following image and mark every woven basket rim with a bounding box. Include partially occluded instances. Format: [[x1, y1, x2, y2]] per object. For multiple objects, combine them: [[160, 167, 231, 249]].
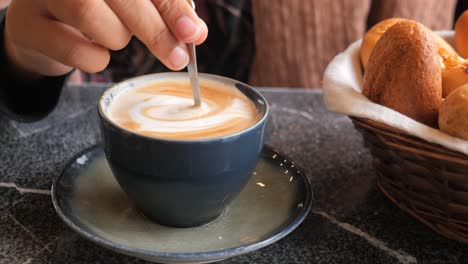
[[351, 117, 468, 165]]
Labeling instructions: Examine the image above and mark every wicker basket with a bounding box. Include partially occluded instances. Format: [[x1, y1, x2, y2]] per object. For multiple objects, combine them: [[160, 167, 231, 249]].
[[350, 117, 468, 243]]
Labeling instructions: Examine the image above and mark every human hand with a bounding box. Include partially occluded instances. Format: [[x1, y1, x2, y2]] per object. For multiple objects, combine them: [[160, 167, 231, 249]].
[[3, 0, 208, 77]]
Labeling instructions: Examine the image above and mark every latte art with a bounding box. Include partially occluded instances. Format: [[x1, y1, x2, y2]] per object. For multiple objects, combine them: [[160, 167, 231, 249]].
[[108, 80, 260, 139], [129, 94, 253, 132]]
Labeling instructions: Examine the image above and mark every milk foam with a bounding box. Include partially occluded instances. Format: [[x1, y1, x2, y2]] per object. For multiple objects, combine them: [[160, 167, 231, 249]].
[[108, 80, 260, 139], [128, 94, 253, 133]]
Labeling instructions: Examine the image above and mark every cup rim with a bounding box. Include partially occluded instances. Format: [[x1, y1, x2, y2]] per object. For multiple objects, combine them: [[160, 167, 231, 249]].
[[98, 72, 269, 143]]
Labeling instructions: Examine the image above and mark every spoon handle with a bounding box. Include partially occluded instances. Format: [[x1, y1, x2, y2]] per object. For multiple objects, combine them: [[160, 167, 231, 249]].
[[187, 43, 201, 106], [186, 0, 201, 106]]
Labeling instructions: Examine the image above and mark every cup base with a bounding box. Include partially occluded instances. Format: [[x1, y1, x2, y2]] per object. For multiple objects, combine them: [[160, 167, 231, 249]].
[[137, 207, 226, 228]]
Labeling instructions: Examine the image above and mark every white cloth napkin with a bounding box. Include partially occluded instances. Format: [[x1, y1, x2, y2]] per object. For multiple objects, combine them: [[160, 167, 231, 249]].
[[322, 31, 468, 156]]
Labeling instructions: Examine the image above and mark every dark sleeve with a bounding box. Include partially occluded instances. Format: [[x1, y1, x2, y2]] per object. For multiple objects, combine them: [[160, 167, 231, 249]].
[[0, 9, 68, 122]]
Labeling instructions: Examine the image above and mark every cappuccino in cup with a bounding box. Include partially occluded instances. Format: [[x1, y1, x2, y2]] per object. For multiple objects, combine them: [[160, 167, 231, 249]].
[[99, 73, 269, 227], [108, 80, 261, 139]]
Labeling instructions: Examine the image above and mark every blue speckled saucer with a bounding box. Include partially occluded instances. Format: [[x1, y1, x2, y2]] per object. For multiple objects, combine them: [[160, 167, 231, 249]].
[[52, 145, 312, 264]]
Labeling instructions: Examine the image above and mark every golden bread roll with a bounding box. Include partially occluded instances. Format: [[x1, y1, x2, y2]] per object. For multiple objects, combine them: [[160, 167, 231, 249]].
[[455, 10, 468, 58], [437, 36, 459, 65], [439, 84, 468, 140], [363, 21, 442, 127], [360, 18, 405, 70], [360, 18, 458, 70], [442, 58, 468, 97]]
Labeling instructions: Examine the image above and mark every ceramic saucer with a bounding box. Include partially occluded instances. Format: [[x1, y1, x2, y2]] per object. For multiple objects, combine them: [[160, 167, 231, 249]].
[[52, 145, 312, 264]]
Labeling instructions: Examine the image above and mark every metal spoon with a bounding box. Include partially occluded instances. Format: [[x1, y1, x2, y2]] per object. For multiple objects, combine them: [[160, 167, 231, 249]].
[[186, 0, 201, 106]]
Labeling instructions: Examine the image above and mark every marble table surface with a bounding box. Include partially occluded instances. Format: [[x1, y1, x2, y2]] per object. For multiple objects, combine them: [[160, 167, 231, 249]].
[[0, 84, 466, 264]]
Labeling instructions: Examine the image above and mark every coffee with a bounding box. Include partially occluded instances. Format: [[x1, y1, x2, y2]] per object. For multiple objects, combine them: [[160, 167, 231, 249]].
[[99, 73, 269, 227], [107, 80, 261, 139]]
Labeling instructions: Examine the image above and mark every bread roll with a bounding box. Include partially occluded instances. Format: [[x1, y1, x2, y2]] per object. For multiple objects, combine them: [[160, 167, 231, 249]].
[[437, 36, 459, 65], [442, 10, 468, 97], [439, 84, 468, 140], [360, 18, 458, 70], [455, 10, 468, 58], [360, 18, 405, 70], [440, 11, 468, 97], [363, 21, 442, 127], [442, 58, 468, 97]]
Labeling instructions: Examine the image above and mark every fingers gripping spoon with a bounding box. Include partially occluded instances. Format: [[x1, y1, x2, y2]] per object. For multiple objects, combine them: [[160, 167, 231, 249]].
[[186, 0, 201, 106]]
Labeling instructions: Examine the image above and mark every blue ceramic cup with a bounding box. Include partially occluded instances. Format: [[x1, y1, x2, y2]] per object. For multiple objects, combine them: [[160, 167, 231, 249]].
[[98, 73, 269, 227]]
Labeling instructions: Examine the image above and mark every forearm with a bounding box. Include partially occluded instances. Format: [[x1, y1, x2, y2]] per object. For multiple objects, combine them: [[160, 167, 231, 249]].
[[0, 9, 67, 122]]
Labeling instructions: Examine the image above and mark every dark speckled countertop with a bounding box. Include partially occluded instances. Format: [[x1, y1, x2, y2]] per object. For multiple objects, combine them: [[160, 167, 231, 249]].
[[0, 84, 467, 264]]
